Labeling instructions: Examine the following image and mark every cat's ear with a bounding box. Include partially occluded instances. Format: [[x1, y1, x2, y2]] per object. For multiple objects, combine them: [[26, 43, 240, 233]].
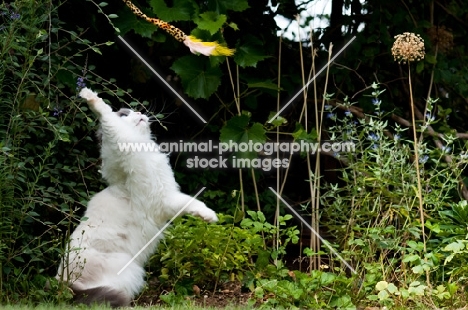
[[79, 88, 112, 115]]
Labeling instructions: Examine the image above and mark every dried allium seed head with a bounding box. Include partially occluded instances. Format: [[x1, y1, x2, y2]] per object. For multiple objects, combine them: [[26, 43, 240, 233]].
[[391, 32, 425, 63], [427, 26, 453, 54]]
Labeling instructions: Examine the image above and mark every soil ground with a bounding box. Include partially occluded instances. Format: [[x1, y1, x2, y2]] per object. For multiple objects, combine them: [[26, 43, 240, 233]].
[[136, 280, 252, 308]]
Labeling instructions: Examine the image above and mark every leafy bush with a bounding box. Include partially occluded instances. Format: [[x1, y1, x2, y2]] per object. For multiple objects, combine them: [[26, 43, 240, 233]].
[[0, 0, 139, 302], [150, 211, 360, 309], [150, 211, 299, 293]]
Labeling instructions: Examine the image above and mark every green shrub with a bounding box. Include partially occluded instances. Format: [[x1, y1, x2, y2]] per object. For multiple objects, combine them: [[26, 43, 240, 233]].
[[149, 211, 299, 294], [0, 0, 133, 302]]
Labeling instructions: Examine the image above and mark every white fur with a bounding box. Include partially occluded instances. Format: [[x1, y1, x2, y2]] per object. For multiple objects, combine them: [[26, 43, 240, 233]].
[[57, 88, 217, 303]]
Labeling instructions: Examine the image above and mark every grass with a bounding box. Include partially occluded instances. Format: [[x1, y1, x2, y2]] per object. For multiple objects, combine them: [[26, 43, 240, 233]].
[[0, 305, 251, 310]]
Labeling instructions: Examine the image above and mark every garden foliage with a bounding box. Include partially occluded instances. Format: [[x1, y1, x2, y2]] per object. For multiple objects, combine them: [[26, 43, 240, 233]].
[[1, 0, 468, 308]]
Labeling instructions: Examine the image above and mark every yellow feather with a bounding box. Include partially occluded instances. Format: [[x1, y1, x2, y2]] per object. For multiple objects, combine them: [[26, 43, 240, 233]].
[[185, 35, 235, 57]]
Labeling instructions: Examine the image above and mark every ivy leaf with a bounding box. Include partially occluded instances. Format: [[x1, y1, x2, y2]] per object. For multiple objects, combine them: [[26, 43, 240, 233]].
[[234, 35, 269, 68], [150, 0, 195, 22], [195, 12, 227, 35], [171, 55, 222, 99], [220, 115, 267, 159]]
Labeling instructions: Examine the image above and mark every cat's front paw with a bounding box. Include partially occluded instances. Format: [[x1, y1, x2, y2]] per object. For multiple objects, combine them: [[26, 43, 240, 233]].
[[187, 201, 218, 223], [79, 87, 112, 115], [79, 87, 99, 101], [197, 208, 219, 223]]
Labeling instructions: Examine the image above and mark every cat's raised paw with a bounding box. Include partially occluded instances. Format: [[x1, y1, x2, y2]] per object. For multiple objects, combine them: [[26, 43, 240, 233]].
[[79, 87, 99, 101], [79, 88, 112, 115]]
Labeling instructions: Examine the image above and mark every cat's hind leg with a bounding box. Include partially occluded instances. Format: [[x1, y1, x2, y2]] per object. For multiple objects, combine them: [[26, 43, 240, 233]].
[[66, 251, 145, 307]]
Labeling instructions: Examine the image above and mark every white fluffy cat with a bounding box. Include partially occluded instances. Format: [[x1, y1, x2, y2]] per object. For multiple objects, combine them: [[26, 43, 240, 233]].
[[56, 88, 218, 307]]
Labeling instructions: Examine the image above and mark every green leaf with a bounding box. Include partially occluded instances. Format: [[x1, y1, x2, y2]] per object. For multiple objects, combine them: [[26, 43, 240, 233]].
[[195, 12, 227, 35], [377, 289, 389, 300], [267, 111, 287, 128], [248, 81, 281, 91], [408, 285, 426, 296], [171, 55, 222, 99], [210, 0, 249, 13], [444, 240, 465, 253], [257, 211, 266, 223], [99, 2, 108, 7], [402, 254, 420, 263], [425, 54, 437, 64], [292, 123, 317, 142], [116, 8, 158, 38], [387, 283, 399, 294], [411, 265, 424, 274], [150, 0, 195, 22], [228, 22, 239, 30], [416, 60, 424, 73], [108, 13, 118, 19], [255, 249, 270, 269], [219, 115, 267, 159], [220, 115, 248, 142], [234, 35, 269, 68], [375, 281, 388, 291]]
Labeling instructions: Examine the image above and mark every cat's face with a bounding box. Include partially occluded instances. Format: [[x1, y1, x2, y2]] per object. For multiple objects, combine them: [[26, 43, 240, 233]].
[[116, 108, 151, 136]]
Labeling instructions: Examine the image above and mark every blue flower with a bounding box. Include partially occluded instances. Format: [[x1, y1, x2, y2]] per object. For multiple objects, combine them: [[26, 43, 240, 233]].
[[425, 112, 435, 122], [419, 155, 429, 164], [441, 146, 451, 154], [53, 107, 63, 117], [368, 133, 379, 141], [10, 12, 20, 20], [372, 98, 381, 106], [324, 104, 332, 111], [371, 143, 378, 150], [394, 134, 400, 141], [326, 113, 336, 120], [345, 110, 352, 117], [76, 76, 86, 91]]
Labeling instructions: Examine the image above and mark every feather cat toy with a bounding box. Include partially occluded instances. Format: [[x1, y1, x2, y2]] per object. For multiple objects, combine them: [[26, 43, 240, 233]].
[[122, 0, 235, 56]]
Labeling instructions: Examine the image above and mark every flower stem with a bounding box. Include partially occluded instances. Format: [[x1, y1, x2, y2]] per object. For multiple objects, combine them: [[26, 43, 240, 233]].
[[408, 64, 430, 286]]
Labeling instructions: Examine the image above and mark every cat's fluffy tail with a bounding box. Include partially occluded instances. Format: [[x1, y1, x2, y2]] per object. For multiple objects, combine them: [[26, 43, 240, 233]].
[[72, 284, 131, 308]]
